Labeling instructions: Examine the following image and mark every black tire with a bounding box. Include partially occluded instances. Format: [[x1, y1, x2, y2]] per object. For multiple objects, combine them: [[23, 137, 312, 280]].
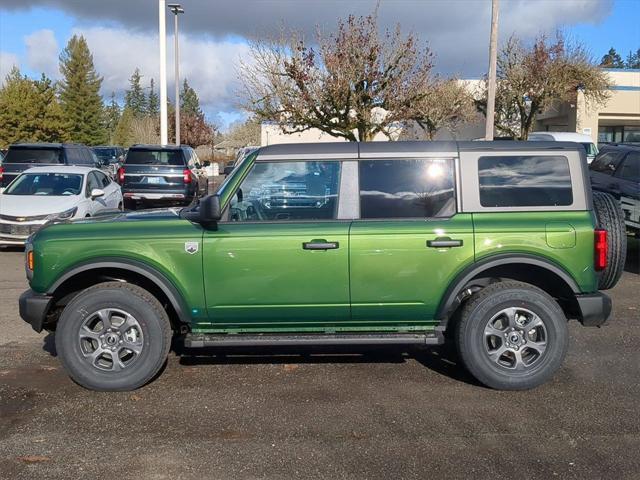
[[593, 191, 627, 290], [55, 282, 172, 391], [456, 281, 568, 391]]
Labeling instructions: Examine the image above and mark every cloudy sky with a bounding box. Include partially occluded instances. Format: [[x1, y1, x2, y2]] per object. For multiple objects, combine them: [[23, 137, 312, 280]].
[[0, 0, 638, 128]]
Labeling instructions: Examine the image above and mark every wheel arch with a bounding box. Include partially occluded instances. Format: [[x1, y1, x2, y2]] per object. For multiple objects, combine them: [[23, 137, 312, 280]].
[[436, 254, 581, 327], [47, 258, 192, 328]]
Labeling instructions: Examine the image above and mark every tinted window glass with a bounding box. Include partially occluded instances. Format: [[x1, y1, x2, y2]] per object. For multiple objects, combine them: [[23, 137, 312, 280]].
[[4, 148, 63, 164], [590, 152, 623, 174], [65, 148, 85, 165], [86, 172, 101, 195], [5, 173, 83, 196], [96, 171, 111, 187], [478, 156, 573, 207], [125, 149, 184, 166], [359, 159, 455, 219], [618, 152, 640, 182], [229, 161, 341, 221]]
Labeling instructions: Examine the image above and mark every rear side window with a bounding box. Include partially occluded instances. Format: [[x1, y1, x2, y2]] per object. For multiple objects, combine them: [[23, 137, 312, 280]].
[[618, 152, 639, 182], [478, 155, 573, 207], [4, 148, 62, 164], [125, 150, 184, 166], [359, 159, 455, 219]]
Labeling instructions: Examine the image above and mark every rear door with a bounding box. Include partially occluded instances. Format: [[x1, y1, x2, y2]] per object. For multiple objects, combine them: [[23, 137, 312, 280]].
[[202, 158, 351, 331], [349, 156, 475, 328]]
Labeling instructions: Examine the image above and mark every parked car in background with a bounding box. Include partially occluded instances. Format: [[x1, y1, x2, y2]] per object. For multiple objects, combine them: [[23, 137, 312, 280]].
[[590, 143, 640, 236], [0, 143, 100, 190], [528, 132, 599, 163], [93, 146, 125, 177], [0, 166, 123, 246], [117, 144, 208, 209]]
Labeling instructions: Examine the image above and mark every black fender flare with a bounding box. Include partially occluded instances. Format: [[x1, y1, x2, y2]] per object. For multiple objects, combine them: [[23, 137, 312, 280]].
[[435, 253, 581, 322], [48, 258, 192, 324]]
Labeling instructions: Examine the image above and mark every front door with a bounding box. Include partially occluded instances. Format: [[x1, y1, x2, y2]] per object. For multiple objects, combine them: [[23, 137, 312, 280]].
[[349, 157, 475, 329], [202, 159, 350, 332]]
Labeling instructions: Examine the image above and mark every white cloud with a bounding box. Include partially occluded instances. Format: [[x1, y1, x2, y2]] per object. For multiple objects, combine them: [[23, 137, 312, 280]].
[[24, 29, 59, 77], [0, 51, 20, 85], [75, 26, 250, 118]]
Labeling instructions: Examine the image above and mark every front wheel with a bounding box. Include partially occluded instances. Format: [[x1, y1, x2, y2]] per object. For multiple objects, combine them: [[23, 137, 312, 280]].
[[55, 282, 172, 391], [456, 281, 568, 390]]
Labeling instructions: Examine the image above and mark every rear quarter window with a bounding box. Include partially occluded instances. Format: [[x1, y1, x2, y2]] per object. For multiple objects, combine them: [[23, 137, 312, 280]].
[[478, 155, 573, 207]]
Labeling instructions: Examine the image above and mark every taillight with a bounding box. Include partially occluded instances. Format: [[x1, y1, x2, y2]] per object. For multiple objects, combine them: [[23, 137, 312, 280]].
[[183, 169, 192, 184], [0, 165, 4, 181], [117, 167, 125, 184], [594, 229, 608, 271]]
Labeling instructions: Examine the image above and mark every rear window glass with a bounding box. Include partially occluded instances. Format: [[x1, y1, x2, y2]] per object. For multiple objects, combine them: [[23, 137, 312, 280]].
[[125, 150, 184, 166], [478, 155, 573, 207], [359, 159, 456, 219], [4, 148, 63, 164]]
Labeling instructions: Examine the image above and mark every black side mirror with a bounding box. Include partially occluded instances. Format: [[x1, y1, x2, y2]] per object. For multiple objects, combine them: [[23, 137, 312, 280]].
[[203, 161, 211, 167], [223, 165, 235, 175], [200, 195, 222, 222]]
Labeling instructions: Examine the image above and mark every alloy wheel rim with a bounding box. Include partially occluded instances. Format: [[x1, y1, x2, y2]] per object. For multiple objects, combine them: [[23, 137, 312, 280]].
[[78, 308, 144, 372], [483, 307, 548, 371]]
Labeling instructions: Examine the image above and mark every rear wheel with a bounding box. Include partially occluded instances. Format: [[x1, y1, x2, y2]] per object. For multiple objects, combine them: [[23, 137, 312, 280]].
[[593, 191, 627, 290], [456, 281, 568, 390], [55, 282, 172, 391]]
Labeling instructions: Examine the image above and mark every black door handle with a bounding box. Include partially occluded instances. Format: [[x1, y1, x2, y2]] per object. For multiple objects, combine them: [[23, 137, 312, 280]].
[[427, 238, 463, 248], [303, 241, 339, 250]]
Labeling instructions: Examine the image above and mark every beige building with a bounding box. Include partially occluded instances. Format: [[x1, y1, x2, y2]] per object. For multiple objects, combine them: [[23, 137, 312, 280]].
[[260, 69, 640, 145], [536, 69, 640, 144]]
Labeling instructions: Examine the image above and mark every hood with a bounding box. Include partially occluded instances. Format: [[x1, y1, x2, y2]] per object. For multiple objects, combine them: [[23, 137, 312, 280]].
[[0, 194, 79, 217], [72, 207, 182, 225]]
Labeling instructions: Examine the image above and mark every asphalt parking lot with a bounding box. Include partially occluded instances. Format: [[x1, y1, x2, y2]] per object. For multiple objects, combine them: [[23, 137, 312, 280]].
[[0, 240, 639, 480]]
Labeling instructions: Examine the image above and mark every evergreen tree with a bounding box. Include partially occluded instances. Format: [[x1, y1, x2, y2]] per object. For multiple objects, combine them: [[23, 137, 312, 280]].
[[104, 92, 121, 144], [0, 68, 65, 147], [147, 78, 160, 116], [113, 107, 135, 147], [58, 35, 107, 145], [124, 68, 147, 117], [600, 47, 624, 68], [180, 79, 202, 116], [626, 48, 640, 69]]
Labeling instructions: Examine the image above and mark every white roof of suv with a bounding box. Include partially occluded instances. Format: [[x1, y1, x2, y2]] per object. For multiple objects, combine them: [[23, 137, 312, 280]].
[[528, 132, 594, 143]]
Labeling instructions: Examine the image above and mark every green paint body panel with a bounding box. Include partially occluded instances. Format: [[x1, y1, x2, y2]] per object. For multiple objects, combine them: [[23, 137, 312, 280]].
[[472, 211, 597, 293], [26, 151, 599, 335]]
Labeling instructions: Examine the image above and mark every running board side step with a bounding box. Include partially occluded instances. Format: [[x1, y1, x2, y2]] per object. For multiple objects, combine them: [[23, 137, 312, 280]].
[[184, 332, 443, 348]]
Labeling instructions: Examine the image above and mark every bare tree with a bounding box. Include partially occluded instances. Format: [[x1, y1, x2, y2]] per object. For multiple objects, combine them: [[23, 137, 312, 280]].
[[239, 12, 436, 142], [477, 33, 611, 140], [225, 116, 261, 148], [409, 79, 476, 140]]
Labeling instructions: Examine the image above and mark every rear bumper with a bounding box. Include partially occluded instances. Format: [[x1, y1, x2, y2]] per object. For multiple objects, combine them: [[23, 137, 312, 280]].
[[19, 289, 54, 333], [123, 191, 191, 204], [576, 292, 612, 327]]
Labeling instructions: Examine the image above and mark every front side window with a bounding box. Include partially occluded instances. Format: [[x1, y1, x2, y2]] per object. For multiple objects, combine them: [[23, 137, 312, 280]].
[[359, 159, 455, 219], [86, 172, 102, 195], [229, 161, 341, 222], [478, 155, 573, 207], [590, 152, 622, 175], [4, 173, 83, 196]]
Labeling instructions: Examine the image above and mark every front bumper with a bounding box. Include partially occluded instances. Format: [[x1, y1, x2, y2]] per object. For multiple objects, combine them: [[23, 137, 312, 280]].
[[19, 289, 54, 333], [576, 292, 612, 327], [0, 221, 46, 245]]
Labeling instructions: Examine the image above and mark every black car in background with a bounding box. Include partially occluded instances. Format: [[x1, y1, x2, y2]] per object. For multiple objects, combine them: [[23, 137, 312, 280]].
[[0, 143, 99, 189], [118, 144, 208, 209], [93, 146, 125, 177], [590, 143, 640, 236]]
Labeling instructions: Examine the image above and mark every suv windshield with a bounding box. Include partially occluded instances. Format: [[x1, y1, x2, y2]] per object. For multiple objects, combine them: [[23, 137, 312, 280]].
[[5, 173, 83, 196], [125, 150, 183, 166], [4, 148, 63, 164]]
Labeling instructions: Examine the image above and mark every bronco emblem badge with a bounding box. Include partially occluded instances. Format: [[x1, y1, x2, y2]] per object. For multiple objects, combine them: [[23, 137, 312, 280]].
[[184, 242, 199, 255]]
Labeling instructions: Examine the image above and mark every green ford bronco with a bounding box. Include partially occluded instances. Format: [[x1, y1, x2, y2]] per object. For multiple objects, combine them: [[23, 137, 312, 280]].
[[19, 141, 627, 391]]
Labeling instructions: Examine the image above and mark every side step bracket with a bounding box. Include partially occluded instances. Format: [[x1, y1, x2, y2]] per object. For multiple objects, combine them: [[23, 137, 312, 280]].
[[184, 332, 444, 348]]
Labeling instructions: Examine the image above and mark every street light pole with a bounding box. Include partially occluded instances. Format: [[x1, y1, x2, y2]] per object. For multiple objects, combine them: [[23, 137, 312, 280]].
[[158, 0, 168, 145], [485, 0, 499, 141], [168, 4, 184, 146]]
